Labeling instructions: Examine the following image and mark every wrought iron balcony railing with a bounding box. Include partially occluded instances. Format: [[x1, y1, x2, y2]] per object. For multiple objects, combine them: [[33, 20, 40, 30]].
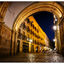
[[23, 25, 27, 30], [22, 35, 27, 40], [18, 33, 23, 39], [27, 29, 30, 33]]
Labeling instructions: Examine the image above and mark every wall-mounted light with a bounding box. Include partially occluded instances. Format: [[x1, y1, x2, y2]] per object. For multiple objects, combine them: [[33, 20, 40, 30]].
[[55, 18, 58, 22], [53, 15, 58, 24], [30, 39, 32, 42], [53, 25, 57, 31], [53, 39, 56, 42], [27, 38, 29, 41], [54, 15, 56, 19]]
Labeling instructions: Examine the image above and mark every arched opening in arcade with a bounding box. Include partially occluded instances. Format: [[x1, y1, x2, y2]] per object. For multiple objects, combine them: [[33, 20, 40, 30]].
[[0, 2, 64, 55]]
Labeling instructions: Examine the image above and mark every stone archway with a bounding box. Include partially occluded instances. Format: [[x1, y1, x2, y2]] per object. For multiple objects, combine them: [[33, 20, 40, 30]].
[[12, 2, 64, 54], [0, 2, 64, 55], [13, 2, 63, 31]]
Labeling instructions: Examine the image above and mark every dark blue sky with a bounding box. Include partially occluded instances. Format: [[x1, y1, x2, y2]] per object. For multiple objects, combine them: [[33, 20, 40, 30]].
[[33, 11, 54, 42]]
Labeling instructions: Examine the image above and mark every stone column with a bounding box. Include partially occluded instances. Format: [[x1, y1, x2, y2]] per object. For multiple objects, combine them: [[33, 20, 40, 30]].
[[29, 42, 31, 53], [56, 28, 60, 53], [55, 31, 57, 48], [10, 30, 18, 55], [10, 30, 15, 55], [59, 17, 64, 55], [0, 18, 4, 45], [58, 25, 61, 54], [20, 39, 23, 53], [14, 31, 17, 54], [56, 18, 62, 54]]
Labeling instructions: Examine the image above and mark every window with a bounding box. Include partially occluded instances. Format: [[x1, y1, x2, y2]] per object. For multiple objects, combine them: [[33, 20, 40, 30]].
[[31, 21, 33, 27], [23, 22, 25, 29], [35, 27, 36, 31], [27, 19, 30, 23], [27, 26, 29, 31], [41, 38, 43, 40], [18, 29, 21, 37], [33, 24, 34, 29], [31, 23, 32, 27], [31, 29, 32, 34]]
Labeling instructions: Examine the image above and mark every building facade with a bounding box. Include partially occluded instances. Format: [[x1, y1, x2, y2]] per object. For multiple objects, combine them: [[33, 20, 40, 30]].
[[17, 16, 50, 53]]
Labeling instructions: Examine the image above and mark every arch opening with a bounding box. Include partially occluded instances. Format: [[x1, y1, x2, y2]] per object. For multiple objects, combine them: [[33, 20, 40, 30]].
[[0, 2, 64, 55], [12, 2, 63, 54], [12, 2, 63, 31]]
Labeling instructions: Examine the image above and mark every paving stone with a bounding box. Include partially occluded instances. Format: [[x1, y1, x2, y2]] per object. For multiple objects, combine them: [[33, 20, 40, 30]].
[[0, 53, 64, 62]]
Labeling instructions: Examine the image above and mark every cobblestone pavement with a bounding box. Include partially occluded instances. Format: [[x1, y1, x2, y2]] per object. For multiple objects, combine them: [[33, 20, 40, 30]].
[[0, 53, 64, 62]]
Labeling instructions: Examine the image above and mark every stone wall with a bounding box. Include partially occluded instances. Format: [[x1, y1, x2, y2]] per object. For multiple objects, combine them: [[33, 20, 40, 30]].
[[0, 24, 11, 56], [60, 18, 64, 55]]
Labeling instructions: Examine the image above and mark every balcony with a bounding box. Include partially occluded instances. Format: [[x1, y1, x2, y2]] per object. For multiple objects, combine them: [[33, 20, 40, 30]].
[[18, 33, 23, 39], [27, 29, 30, 33], [31, 23, 33, 27], [28, 22, 31, 25], [23, 25, 27, 30], [27, 19, 31, 25], [22, 35, 27, 40]]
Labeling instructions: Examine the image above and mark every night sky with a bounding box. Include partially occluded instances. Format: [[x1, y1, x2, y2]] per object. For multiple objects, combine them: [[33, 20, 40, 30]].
[[33, 11, 54, 42]]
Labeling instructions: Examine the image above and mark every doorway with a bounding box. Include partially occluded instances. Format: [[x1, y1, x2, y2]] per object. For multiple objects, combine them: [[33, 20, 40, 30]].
[[17, 40, 20, 53], [31, 45, 34, 53], [23, 42, 29, 53], [36, 46, 38, 53]]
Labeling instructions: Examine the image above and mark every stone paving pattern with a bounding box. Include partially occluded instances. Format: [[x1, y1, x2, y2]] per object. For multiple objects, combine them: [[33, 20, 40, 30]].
[[0, 53, 64, 62]]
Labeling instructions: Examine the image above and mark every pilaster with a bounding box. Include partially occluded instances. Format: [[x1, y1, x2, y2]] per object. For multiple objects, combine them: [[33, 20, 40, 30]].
[[0, 18, 4, 44], [59, 17, 64, 55], [29, 42, 31, 53], [10, 30, 18, 55], [20, 39, 23, 53]]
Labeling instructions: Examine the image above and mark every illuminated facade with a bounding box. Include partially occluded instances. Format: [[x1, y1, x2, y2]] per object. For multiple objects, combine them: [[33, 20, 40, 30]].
[[17, 16, 50, 53]]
